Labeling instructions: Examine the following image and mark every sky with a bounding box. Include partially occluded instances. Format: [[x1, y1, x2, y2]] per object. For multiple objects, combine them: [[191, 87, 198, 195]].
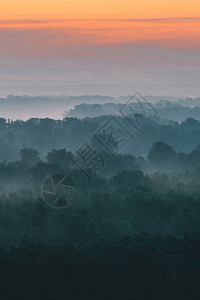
[[0, 0, 200, 97]]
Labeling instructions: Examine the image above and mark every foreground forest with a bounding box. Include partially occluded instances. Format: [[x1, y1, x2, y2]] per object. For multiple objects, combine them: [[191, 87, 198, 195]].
[[1, 235, 200, 300], [1, 168, 200, 248]]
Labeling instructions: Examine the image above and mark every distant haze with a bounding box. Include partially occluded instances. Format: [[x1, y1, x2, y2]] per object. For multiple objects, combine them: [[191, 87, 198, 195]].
[[0, 18, 200, 99], [0, 84, 200, 99], [0, 94, 192, 121]]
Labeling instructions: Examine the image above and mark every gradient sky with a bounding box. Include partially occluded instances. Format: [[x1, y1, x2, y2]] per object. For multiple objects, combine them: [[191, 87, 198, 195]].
[[1, 0, 200, 19], [0, 0, 200, 96]]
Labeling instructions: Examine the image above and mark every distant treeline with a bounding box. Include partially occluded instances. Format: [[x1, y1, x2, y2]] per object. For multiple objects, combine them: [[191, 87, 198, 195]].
[[1, 115, 200, 160], [65, 100, 200, 121], [1, 94, 200, 120]]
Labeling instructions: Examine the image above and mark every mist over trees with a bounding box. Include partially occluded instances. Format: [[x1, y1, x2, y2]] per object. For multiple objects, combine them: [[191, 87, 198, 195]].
[[65, 98, 200, 121], [1, 94, 200, 120], [1, 114, 200, 162], [1, 95, 200, 299]]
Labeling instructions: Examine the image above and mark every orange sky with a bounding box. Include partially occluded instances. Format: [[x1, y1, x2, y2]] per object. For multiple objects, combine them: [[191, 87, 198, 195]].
[[0, 18, 200, 51], [0, 0, 199, 97], [0, 0, 200, 50], [1, 0, 200, 19]]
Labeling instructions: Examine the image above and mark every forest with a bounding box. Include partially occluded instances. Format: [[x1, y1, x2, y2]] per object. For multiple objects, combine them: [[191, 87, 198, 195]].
[[2, 114, 200, 161], [1, 99, 200, 299], [1, 0, 200, 295]]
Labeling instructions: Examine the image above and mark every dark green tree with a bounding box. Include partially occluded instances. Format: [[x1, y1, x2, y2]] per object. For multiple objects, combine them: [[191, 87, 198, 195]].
[[20, 148, 41, 167], [147, 141, 176, 169], [46, 149, 73, 170]]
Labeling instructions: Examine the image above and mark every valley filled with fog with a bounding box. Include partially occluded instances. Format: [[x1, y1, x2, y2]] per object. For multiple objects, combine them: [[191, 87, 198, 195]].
[[1, 94, 200, 299]]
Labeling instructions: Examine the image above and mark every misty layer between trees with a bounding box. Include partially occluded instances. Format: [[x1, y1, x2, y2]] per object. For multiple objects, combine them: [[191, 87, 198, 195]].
[[1, 105, 200, 246]]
